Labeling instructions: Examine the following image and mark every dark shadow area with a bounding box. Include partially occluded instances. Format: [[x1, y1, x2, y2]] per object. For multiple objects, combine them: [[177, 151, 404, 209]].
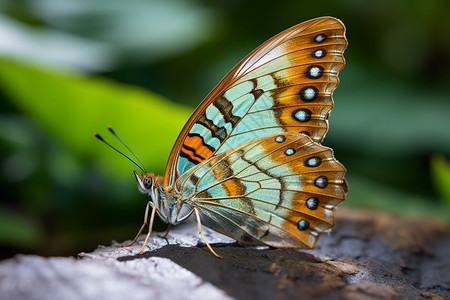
[[119, 244, 345, 300]]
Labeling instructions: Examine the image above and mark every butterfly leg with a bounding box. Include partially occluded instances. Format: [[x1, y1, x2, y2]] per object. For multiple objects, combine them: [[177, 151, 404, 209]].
[[194, 207, 222, 259], [136, 205, 157, 254], [158, 223, 172, 238], [122, 201, 152, 247]]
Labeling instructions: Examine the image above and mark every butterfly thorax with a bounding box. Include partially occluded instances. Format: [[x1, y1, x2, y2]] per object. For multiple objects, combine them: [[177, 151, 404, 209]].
[[135, 172, 193, 225]]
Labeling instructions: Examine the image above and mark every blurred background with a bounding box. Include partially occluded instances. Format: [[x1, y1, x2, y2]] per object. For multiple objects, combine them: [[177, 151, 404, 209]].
[[0, 0, 449, 259]]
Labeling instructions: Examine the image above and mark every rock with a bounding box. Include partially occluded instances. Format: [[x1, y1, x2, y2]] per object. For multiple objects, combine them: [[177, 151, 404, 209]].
[[0, 209, 448, 300]]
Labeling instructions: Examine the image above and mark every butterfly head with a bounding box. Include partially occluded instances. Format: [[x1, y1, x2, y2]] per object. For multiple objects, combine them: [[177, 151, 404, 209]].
[[134, 171, 168, 209], [135, 171, 156, 192]]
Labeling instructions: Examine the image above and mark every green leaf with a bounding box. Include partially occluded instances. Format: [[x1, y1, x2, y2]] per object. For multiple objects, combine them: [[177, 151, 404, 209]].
[[430, 154, 450, 205], [0, 57, 192, 178]]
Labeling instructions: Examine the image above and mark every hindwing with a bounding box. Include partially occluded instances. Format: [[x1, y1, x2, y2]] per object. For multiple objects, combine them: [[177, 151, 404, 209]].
[[174, 132, 347, 248]]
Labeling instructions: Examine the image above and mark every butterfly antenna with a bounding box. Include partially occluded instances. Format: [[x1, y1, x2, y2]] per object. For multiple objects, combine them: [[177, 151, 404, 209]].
[[107, 126, 148, 174], [94, 130, 146, 174]]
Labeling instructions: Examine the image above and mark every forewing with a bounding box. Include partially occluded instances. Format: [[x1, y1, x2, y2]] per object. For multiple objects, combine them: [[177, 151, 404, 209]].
[[175, 132, 347, 248], [164, 17, 347, 189]]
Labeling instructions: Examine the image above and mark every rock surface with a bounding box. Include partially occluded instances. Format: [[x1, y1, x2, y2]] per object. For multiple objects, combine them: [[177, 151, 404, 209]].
[[0, 209, 448, 300]]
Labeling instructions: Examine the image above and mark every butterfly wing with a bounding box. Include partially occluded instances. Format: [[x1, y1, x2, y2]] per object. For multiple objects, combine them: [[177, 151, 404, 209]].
[[164, 17, 347, 189], [174, 132, 347, 248]]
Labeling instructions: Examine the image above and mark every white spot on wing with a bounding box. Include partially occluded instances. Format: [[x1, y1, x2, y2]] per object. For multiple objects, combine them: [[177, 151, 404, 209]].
[[314, 49, 324, 58], [293, 110, 308, 122], [304, 87, 316, 100], [309, 66, 321, 78]]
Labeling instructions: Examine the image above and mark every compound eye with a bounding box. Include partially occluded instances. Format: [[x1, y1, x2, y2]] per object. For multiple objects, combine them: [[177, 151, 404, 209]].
[[143, 176, 153, 189]]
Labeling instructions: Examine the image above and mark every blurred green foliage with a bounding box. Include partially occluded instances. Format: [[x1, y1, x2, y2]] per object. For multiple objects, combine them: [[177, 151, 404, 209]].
[[0, 0, 449, 258], [431, 155, 450, 206]]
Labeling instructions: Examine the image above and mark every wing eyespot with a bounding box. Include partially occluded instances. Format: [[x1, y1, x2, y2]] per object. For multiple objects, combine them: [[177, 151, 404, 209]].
[[305, 65, 324, 79], [313, 33, 327, 43], [312, 49, 327, 59], [292, 109, 312, 123], [298, 86, 319, 102], [275, 135, 286, 143], [314, 176, 328, 189], [284, 148, 296, 156], [306, 197, 319, 210], [304, 156, 322, 167], [297, 219, 310, 231]]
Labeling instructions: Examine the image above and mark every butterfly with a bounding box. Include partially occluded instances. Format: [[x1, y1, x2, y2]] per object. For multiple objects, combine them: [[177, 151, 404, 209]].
[[96, 16, 348, 258]]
